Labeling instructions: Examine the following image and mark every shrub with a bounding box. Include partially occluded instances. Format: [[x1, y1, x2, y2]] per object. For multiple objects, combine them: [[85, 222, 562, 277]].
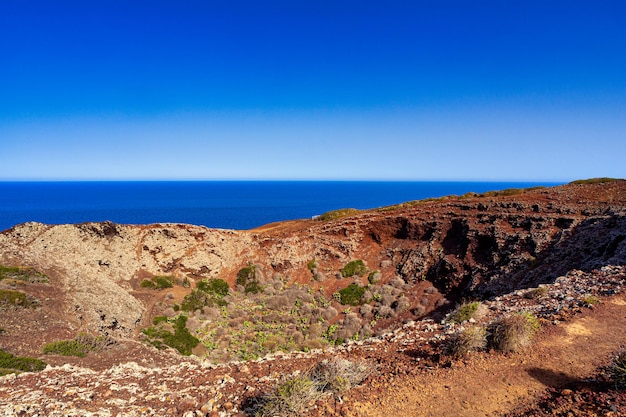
[[609, 348, 626, 389], [142, 315, 199, 355], [311, 357, 371, 393], [236, 265, 262, 294], [256, 375, 320, 417], [488, 312, 540, 352], [181, 278, 230, 311], [256, 358, 371, 416], [43, 333, 115, 357], [181, 289, 227, 311], [313, 271, 326, 282], [368, 270, 381, 284], [141, 275, 175, 290], [395, 295, 410, 312], [0, 349, 46, 375], [338, 284, 366, 306], [307, 259, 318, 271], [340, 260, 367, 278], [444, 326, 487, 357], [447, 301, 482, 324], [197, 278, 230, 297]]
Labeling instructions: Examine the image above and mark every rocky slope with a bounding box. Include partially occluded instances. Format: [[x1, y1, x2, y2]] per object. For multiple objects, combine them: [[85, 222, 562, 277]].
[[0, 180, 624, 416]]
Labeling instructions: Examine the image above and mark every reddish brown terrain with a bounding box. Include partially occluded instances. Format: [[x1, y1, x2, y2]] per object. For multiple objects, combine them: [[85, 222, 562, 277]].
[[0, 180, 624, 416]]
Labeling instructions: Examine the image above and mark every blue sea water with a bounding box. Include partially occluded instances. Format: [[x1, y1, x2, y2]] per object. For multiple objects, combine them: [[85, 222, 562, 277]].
[[0, 181, 562, 232]]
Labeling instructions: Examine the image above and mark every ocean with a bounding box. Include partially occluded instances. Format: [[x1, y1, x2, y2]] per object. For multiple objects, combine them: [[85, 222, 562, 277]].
[[0, 181, 562, 232]]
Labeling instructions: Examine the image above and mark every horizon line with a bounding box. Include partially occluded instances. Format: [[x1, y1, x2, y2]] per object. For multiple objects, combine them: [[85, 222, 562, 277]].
[[0, 178, 573, 183]]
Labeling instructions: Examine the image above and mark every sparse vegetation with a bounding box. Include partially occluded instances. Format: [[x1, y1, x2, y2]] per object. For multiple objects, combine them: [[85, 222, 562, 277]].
[[0, 265, 48, 284], [340, 260, 367, 278], [488, 312, 540, 352], [43, 333, 115, 357], [0, 289, 39, 309], [316, 208, 361, 221], [140, 275, 175, 290], [0, 349, 46, 376], [479, 188, 525, 197], [447, 301, 482, 324], [570, 177, 621, 185]]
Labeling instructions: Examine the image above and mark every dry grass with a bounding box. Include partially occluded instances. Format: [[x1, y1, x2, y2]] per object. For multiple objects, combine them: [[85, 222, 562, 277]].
[[609, 348, 626, 389], [447, 301, 484, 324], [444, 326, 487, 357], [255, 357, 372, 416], [311, 357, 372, 393], [488, 312, 540, 352]]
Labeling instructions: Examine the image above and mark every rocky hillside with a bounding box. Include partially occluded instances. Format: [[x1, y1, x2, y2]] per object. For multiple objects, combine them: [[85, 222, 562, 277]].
[[0, 179, 624, 416]]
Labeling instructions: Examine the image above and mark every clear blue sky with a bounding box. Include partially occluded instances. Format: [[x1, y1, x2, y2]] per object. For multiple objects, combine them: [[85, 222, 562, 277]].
[[1, 1, 624, 181]]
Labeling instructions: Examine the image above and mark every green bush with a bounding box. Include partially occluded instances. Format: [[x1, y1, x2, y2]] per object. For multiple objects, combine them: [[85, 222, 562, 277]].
[[43, 333, 114, 357], [197, 278, 230, 297], [338, 284, 366, 306], [488, 312, 540, 352], [236, 265, 262, 294], [142, 315, 199, 356], [307, 259, 318, 271], [181, 278, 230, 312], [0, 349, 46, 375], [447, 301, 482, 324], [141, 275, 175, 290], [181, 288, 227, 311], [340, 260, 367, 278]]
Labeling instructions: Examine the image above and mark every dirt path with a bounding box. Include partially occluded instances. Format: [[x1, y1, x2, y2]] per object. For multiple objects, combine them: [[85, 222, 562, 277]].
[[349, 295, 626, 417]]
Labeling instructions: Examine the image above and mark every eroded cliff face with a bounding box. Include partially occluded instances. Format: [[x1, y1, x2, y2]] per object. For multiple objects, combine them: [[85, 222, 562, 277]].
[[0, 181, 624, 355]]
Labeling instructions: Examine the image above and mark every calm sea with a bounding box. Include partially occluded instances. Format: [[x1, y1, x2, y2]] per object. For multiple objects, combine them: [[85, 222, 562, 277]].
[[0, 181, 561, 232]]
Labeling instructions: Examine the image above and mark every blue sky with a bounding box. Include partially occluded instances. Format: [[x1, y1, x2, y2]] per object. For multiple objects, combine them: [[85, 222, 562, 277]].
[[1, 1, 624, 181]]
